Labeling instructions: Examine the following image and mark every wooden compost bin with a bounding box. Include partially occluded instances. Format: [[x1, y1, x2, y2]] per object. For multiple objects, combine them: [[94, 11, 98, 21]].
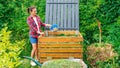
[[38, 30, 83, 63]]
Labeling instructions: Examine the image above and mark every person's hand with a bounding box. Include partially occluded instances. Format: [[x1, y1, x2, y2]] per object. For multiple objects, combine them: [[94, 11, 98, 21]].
[[37, 31, 41, 34], [37, 31, 44, 36], [40, 32, 44, 35], [46, 24, 51, 27], [39, 32, 44, 37]]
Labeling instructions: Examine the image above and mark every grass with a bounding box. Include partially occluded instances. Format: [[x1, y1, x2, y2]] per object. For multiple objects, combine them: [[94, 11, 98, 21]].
[[41, 59, 81, 68], [18, 59, 39, 68], [18, 59, 82, 68]]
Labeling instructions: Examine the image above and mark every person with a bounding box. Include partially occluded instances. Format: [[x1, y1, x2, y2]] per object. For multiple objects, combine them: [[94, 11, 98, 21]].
[[27, 6, 51, 66]]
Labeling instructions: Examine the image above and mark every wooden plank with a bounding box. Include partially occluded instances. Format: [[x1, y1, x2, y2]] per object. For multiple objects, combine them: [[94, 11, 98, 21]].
[[38, 43, 82, 48], [70, 0, 72, 30], [46, 31, 77, 35], [39, 57, 82, 63], [74, 1, 77, 30], [53, 0, 57, 24], [39, 53, 82, 58], [39, 37, 83, 43], [72, 0, 75, 28], [75, 0, 79, 30], [39, 56, 82, 61], [45, 0, 79, 30], [68, 0, 71, 29], [52, 0, 55, 24], [57, 0, 61, 29], [49, 0, 53, 25], [63, 0, 67, 30], [47, 2, 78, 4], [39, 48, 82, 52], [58, 28, 78, 30], [55, 0, 58, 24], [45, 0, 49, 24], [60, 0, 64, 29], [45, 31, 83, 36], [77, 0, 79, 30]]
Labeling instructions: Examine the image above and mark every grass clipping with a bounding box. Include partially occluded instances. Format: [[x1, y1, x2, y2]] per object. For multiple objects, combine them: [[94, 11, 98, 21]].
[[87, 43, 117, 66], [42, 59, 81, 68]]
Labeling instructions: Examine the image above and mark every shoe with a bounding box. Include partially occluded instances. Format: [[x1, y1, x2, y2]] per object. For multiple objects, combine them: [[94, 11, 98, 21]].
[[30, 61, 36, 66]]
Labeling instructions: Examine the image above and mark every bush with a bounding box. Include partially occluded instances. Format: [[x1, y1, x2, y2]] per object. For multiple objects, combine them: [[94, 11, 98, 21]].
[[0, 27, 25, 68], [87, 43, 119, 68]]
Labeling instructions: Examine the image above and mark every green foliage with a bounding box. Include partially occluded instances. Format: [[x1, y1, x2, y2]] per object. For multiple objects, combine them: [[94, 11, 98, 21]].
[[80, 1, 120, 67], [0, 0, 120, 68], [104, 17, 120, 55], [14, 0, 45, 56], [80, 0, 120, 44], [96, 0, 120, 24], [0, 0, 46, 56], [80, 0, 105, 43], [0, 27, 25, 68], [95, 58, 119, 68]]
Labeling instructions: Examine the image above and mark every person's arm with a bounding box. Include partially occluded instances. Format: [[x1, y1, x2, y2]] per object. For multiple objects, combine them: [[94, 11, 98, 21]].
[[37, 16, 51, 27], [40, 22, 46, 27], [45, 24, 51, 27], [37, 16, 46, 27]]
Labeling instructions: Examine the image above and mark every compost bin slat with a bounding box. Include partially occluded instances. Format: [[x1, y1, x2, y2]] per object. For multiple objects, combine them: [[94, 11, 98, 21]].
[[39, 48, 82, 52], [39, 37, 83, 43], [39, 53, 82, 58], [38, 43, 82, 48]]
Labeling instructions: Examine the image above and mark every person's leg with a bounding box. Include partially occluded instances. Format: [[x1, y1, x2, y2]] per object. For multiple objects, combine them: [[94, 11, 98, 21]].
[[31, 43, 37, 59], [29, 36, 38, 66], [35, 42, 39, 61], [30, 43, 37, 66]]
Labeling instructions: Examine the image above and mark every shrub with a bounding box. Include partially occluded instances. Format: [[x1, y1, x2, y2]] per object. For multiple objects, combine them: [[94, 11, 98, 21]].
[[0, 27, 25, 68], [87, 43, 118, 68]]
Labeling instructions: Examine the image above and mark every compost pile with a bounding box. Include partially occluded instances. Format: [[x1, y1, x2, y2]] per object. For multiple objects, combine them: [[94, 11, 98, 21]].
[[41, 59, 81, 68], [87, 43, 117, 66]]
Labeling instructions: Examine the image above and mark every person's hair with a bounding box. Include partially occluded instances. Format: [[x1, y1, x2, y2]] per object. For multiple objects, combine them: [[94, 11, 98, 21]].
[[27, 6, 36, 13]]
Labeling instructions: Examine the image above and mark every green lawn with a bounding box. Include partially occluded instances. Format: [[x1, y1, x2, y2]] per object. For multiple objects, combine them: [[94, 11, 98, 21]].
[[18, 59, 39, 68], [41, 59, 81, 68], [18, 59, 82, 68]]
